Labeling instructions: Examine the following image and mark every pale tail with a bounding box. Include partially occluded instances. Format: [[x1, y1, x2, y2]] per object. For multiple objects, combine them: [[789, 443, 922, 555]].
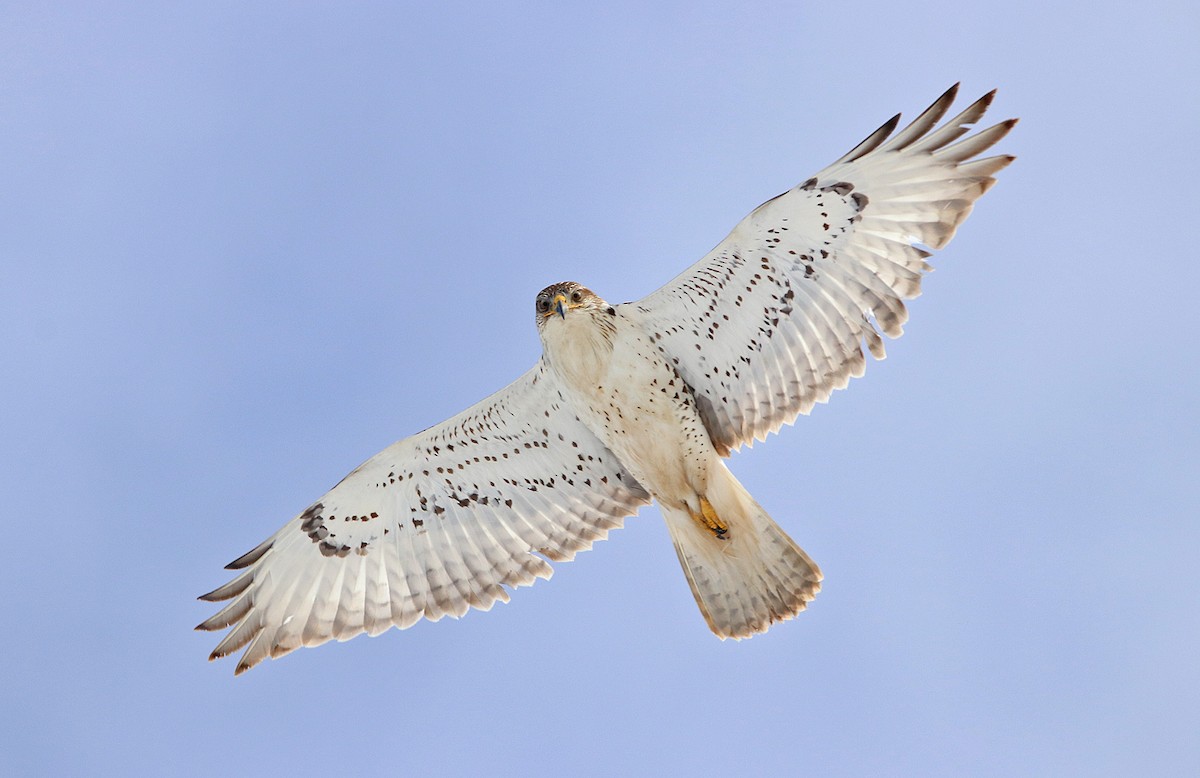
[[663, 463, 822, 639]]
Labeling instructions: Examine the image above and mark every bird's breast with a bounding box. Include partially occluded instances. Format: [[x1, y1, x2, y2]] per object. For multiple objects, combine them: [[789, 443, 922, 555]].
[[547, 311, 712, 497]]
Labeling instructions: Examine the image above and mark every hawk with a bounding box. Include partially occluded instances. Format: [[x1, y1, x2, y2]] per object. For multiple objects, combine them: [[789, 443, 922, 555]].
[[199, 85, 1016, 674]]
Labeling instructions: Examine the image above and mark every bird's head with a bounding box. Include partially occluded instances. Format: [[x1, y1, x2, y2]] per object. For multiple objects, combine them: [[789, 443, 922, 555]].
[[534, 281, 611, 329]]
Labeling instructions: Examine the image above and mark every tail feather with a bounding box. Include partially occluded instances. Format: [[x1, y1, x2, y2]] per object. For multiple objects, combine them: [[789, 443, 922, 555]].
[[664, 464, 821, 638]]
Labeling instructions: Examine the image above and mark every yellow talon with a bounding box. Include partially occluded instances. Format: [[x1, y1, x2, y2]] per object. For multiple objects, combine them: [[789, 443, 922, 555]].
[[694, 497, 729, 540]]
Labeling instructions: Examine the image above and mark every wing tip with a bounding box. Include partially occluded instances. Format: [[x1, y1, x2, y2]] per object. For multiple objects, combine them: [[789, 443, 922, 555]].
[[197, 573, 253, 603], [225, 537, 274, 570], [836, 111, 902, 165]]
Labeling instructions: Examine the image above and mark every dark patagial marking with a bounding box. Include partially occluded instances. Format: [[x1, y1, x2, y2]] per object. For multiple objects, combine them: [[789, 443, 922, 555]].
[[319, 541, 353, 558], [300, 503, 328, 543], [800, 177, 817, 191], [299, 501, 379, 557]]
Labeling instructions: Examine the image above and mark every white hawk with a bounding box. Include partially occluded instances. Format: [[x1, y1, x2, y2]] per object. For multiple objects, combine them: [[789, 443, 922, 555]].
[[199, 85, 1016, 674]]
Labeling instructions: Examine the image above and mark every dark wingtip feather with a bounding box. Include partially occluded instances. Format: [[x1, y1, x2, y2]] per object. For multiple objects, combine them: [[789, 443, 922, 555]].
[[198, 569, 254, 602], [836, 112, 901, 165], [881, 84, 965, 152], [194, 617, 224, 633], [225, 537, 273, 570]]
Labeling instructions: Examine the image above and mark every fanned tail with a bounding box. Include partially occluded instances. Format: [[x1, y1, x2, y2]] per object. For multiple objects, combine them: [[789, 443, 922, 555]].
[[663, 462, 821, 638]]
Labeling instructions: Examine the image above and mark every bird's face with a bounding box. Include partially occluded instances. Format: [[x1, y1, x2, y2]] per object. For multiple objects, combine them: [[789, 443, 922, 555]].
[[534, 281, 618, 375], [534, 281, 606, 329]]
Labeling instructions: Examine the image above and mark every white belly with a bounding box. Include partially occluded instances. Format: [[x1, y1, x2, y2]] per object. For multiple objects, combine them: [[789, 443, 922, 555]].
[[546, 306, 714, 508]]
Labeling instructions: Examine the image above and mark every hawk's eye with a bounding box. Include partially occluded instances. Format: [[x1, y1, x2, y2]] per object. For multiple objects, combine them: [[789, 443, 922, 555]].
[[571, 289, 583, 303], [536, 297, 549, 313]]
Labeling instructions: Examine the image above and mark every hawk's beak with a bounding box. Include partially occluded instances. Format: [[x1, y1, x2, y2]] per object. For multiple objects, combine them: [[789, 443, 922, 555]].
[[553, 293, 567, 319]]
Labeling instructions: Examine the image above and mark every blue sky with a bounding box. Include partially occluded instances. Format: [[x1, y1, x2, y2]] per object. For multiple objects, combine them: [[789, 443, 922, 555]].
[[3, 2, 1197, 775]]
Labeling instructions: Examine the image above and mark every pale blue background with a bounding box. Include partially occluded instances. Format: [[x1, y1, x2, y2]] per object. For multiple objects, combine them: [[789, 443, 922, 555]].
[[3, 2, 1197, 776]]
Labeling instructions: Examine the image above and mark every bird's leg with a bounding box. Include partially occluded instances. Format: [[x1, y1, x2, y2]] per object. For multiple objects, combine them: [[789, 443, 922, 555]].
[[692, 496, 730, 540]]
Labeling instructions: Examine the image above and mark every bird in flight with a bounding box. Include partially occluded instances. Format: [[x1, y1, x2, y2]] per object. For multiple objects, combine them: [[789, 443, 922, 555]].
[[199, 84, 1016, 674]]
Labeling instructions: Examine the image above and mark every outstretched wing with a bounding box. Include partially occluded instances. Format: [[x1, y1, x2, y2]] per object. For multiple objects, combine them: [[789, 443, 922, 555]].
[[631, 84, 1016, 454], [197, 363, 651, 674]]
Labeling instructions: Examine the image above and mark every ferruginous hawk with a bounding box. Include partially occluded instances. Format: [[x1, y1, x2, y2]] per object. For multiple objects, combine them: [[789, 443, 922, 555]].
[[199, 84, 1016, 674]]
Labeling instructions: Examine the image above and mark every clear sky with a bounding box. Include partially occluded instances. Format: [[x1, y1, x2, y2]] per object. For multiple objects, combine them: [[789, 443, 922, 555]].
[[3, 2, 1197, 776]]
